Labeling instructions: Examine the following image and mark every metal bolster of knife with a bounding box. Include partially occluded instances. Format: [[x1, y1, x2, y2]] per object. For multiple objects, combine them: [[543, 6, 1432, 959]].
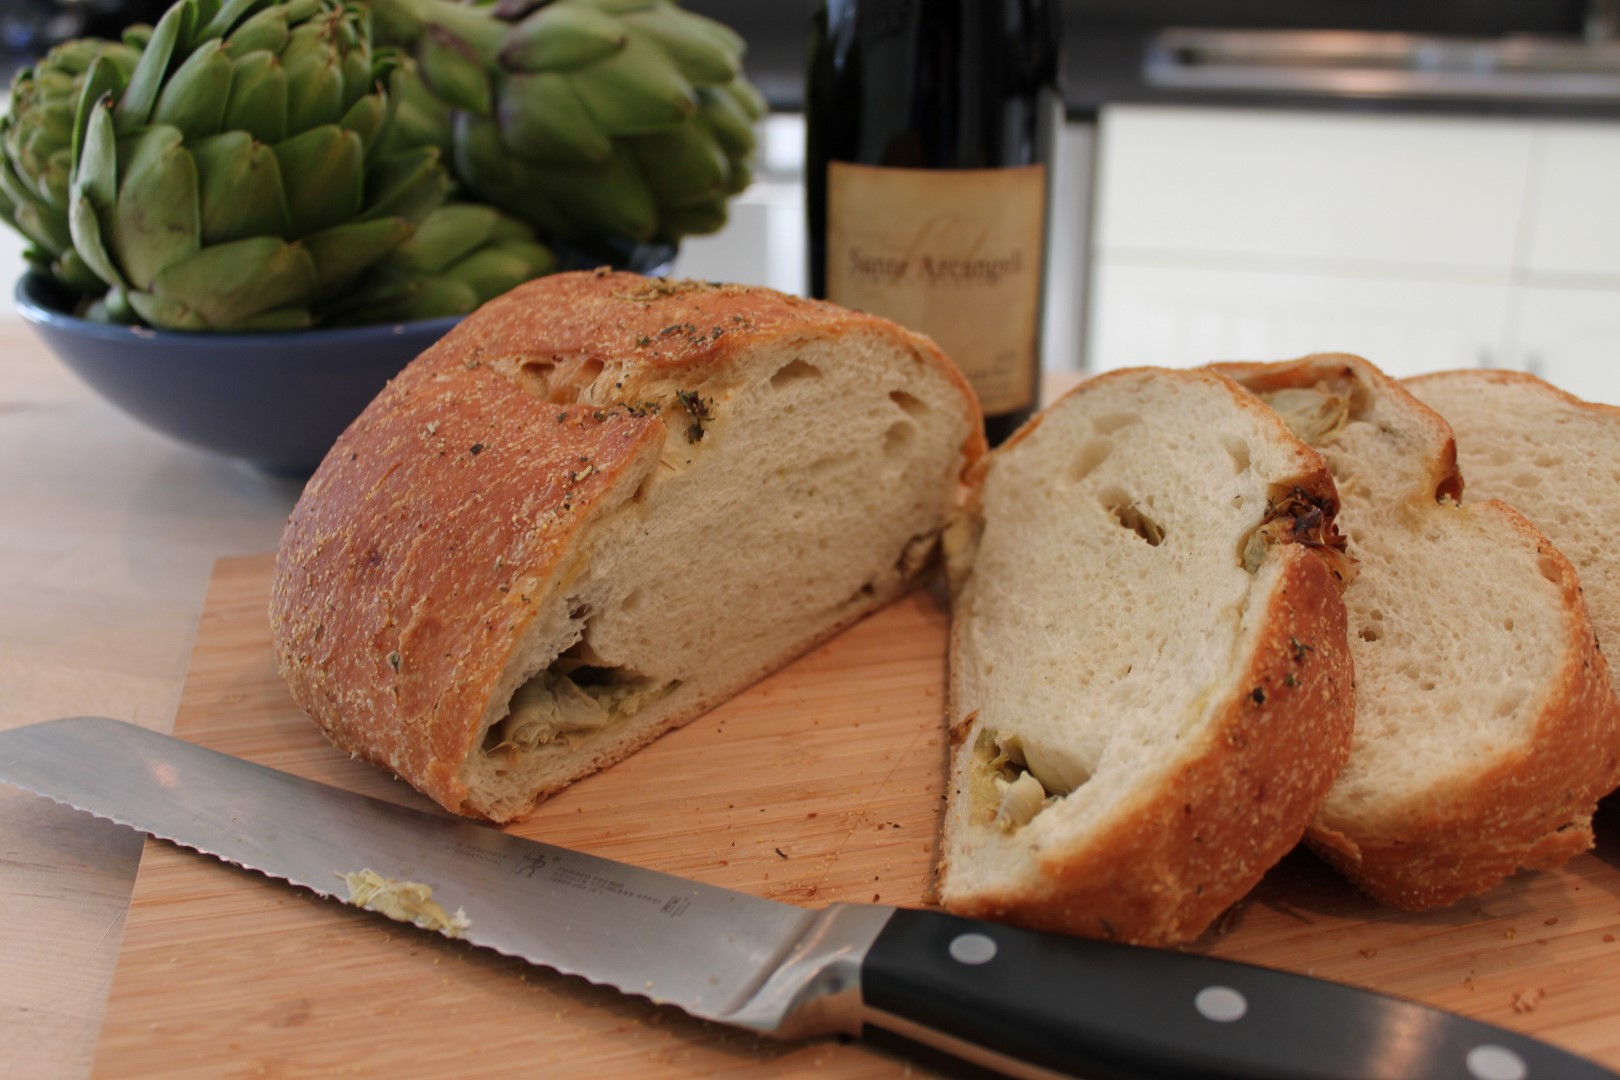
[[718, 904, 895, 1040]]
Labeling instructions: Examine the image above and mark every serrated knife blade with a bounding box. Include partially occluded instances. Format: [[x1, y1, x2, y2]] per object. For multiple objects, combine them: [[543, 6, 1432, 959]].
[[2, 716, 1614, 1080]]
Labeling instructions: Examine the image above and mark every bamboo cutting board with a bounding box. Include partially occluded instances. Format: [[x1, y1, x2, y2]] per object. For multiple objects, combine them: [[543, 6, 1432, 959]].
[[91, 554, 1620, 1077]]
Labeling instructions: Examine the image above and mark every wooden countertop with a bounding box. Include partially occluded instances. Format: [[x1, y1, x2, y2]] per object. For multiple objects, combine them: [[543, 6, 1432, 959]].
[[0, 318, 302, 1078]]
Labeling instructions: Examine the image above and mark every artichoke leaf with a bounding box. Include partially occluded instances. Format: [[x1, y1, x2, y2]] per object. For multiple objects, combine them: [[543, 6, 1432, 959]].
[[68, 191, 128, 291], [302, 216, 414, 292], [141, 234, 318, 329], [529, 152, 659, 242], [419, 26, 495, 116], [221, 5, 293, 58], [497, 73, 612, 164], [196, 0, 272, 46], [620, 6, 741, 87], [399, 202, 503, 270], [116, 0, 192, 134], [190, 131, 288, 244], [70, 54, 134, 167], [282, 20, 348, 131], [653, 195, 725, 240], [361, 145, 452, 225], [569, 34, 695, 136], [0, 160, 69, 251], [627, 125, 727, 207], [338, 93, 387, 151], [271, 124, 364, 237], [451, 114, 572, 239], [221, 49, 289, 145], [73, 99, 120, 212], [446, 243, 557, 298], [716, 75, 766, 121], [112, 125, 200, 290], [575, 0, 662, 15], [150, 39, 233, 141], [500, 4, 626, 74], [693, 83, 755, 160]]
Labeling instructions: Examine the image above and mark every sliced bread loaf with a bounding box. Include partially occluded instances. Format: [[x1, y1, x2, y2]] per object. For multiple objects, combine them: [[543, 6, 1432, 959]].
[[272, 272, 984, 822], [1407, 369, 1620, 667], [939, 366, 1356, 946], [1219, 355, 1620, 910]]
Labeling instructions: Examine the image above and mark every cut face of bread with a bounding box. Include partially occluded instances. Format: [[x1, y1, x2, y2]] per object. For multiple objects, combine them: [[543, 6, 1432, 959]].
[[271, 274, 983, 822], [940, 367, 1355, 946], [1221, 355, 1620, 910], [1407, 369, 1620, 667]]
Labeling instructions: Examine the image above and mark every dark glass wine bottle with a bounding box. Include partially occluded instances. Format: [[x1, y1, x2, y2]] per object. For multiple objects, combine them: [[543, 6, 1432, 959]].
[[806, 0, 1062, 445]]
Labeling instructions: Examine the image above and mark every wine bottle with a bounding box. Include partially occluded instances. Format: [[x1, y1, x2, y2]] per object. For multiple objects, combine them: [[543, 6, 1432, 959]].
[[806, 0, 1062, 445]]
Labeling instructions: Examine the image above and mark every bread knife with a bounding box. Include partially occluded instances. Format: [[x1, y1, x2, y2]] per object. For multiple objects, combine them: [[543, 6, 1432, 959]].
[[2, 717, 1612, 1080]]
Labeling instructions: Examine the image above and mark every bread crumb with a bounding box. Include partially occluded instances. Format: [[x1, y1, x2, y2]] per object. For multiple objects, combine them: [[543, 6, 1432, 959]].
[[1544, 916, 1559, 926], [1503, 927, 1517, 939], [1358, 947, 1378, 958], [1511, 987, 1545, 1014], [1603, 934, 1615, 943]]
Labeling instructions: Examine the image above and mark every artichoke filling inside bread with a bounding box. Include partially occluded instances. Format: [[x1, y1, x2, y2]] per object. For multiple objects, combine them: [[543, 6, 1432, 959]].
[[940, 367, 1355, 947], [271, 272, 983, 822]]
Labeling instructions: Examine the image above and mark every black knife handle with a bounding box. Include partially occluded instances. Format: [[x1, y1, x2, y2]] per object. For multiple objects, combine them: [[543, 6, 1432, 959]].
[[858, 907, 1616, 1080]]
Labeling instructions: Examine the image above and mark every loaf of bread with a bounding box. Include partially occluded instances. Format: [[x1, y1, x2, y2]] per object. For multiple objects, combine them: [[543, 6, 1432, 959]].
[[1218, 355, 1620, 909], [938, 366, 1356, 946], [271, 272, 984, 822], [1407, 369, 1620, 666]]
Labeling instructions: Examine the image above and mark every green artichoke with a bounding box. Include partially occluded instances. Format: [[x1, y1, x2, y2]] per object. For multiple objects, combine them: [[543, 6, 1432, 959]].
[[323, 201, 558, 325], [0, 29, 148, 296], [371, 0, 765, 252], [66, 0, 453, 330]]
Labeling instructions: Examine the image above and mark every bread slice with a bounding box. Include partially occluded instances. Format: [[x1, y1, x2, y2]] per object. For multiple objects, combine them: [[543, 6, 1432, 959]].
[[1407, 369, 1620, 666], [1218, 355, 1620, 910], [271, 272, 984, 822], [939, 366, 1356, 946]]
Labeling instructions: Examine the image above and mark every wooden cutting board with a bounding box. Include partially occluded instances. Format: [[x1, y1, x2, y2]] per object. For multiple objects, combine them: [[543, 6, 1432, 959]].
[[91, 554, 1620, 1078]]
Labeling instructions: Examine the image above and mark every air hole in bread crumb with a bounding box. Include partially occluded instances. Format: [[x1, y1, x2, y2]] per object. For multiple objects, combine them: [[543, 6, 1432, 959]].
[[1224, 437, 1251, 475], [1066, 437, 1113, 485], [771, 359, 822, 388], [1512, 472, 1540, 489], [1101, 489, 1166, 547], [620, 590, 642, 613], [1503, 617, 1515, 631], [1359, 626, 1382, 643], [1091, 411, 1141, 436], [889, 390, 931, 418], [884, 421, 916, 459], [516, 360, 557, 401]]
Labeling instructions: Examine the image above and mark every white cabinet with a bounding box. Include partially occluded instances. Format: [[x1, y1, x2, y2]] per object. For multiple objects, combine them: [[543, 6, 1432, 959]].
[[1090, 263, 1509, 378], [1509, 286, 1620, 404], [1088, 107, 1620, 404]]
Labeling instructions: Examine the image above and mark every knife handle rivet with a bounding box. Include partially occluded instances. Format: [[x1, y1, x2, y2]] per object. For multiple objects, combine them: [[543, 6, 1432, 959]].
[[1193, 985, 1247, 1023], [947, 933, 997, 965], [1466, 1045, 1527, 1080]]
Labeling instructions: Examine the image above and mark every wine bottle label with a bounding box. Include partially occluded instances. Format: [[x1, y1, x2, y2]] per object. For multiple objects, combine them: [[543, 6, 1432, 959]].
[[825, 161, 1046, 415]]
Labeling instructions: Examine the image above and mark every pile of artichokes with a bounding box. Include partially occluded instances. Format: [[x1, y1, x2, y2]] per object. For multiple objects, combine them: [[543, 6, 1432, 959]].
[[0, 0, 761, 331]]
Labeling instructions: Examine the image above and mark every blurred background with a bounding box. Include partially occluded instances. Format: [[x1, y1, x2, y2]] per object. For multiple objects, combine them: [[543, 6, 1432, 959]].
[[5, 0, 1618, 400]]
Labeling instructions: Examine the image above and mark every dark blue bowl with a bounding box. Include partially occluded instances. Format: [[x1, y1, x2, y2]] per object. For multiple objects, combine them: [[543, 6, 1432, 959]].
[[15, 273, 460, 475]]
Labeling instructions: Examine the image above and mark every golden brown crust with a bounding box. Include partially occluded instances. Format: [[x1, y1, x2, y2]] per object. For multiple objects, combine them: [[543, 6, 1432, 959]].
[[946, 547, 1354, 946], [1306, 507, 1620, 910], [271, 271, 986, 818]]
